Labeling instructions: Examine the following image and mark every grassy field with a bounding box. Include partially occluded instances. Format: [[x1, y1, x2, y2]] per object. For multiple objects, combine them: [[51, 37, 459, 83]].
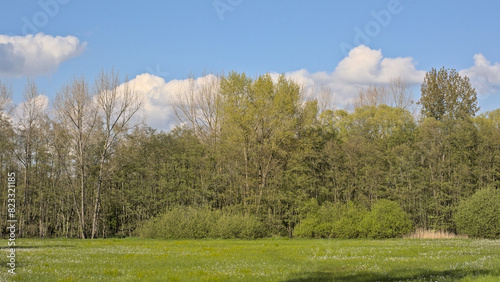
[[1, 238, 499, 281]]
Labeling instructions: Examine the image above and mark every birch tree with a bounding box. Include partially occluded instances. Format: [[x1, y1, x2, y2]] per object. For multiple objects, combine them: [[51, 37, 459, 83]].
[[54, 76, 98, 239], [174, 73, 222, 146], [0, 80, 12, 114], [15, 80, 48, 236], [91, 69, 142, 238], [353, 77, 414, 112]]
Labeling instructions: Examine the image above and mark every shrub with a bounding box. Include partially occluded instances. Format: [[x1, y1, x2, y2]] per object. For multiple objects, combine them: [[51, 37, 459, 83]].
[[360, 199, 414, 239], [293, 214, 321, 238], [137, 206, 214, 239], [211, 213, 267, 239], [136, 206, 269, 239], [454, 188, 500, 239], [334, 202, 368, 239], [293, 202, 366, 239]]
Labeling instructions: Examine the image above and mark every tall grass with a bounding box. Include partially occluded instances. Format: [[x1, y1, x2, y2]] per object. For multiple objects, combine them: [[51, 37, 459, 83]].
[[405, 228, 468, 239]]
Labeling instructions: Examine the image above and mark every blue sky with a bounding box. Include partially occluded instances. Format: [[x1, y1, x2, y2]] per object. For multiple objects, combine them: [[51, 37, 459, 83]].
[[1, 0, 500, 129]]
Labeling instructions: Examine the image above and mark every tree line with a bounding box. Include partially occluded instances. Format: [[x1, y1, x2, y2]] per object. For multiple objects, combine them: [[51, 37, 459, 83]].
[[1, 67, 499, 239]]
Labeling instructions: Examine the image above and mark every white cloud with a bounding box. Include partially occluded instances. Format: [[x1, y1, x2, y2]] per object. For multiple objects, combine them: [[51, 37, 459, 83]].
[[0, 33, 86, 77], [460, 54, 500, 96], [279, 45, 426, 105], [126, 73, 175, 131], [127, 73, 226, 131], [334, 45, 424, 84], [12, 94, 49, 129], [129, 45, 427, 130], [127, 73, 191, 131]]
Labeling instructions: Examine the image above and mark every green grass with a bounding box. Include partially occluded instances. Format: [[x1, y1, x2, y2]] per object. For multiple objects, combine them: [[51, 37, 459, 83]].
[[1, 238, 499, 281]]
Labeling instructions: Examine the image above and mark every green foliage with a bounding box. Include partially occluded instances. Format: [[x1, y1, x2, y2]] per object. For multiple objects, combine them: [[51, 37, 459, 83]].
[[136, 206, 212, 239], [294, 200, 413, 239], [419, 67, 479, 120], [294, 202, 368, 239], [4, 70, 500, 240], [294, 213, 321, 238], [211, 213, 267, 239], [335, 202, 368, 239], [360, 199, 414, 239], [454, 188, 500, 239], [136, 206, 268, 239]]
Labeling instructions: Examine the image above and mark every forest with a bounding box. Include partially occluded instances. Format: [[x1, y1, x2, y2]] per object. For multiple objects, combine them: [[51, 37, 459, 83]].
[[1, 67, 499, 239]]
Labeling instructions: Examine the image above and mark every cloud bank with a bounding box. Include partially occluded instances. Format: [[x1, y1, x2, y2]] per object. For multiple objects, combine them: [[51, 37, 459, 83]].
[[127, 45, 500, 131], [129, 73, 194, 131], [0, 33, 86, 77], [460, 54, 500, 96], [282, 45, 426, 105]]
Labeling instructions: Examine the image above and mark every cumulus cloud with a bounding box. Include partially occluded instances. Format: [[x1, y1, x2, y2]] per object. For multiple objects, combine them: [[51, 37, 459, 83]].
[[334, 45, 424, 84], [0, 33, 86, 77], [126, 73, 228, 131], [12, 94, 49, 129], [126, 73, 185, 131], [460, 54, 500, 96], [278, 45, 426, 105], [128, 45, 427, 130]]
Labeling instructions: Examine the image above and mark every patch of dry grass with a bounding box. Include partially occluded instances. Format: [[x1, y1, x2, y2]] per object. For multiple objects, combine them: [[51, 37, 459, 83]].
[[405, 228, 468, 239]]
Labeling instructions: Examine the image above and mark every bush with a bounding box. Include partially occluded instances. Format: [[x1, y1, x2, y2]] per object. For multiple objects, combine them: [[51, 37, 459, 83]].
[[334, 202, 368, 239], [136, 206, 214, 239], [360, 199, 414, 239], [454, 188, 500, 239], [293, 215, 321, 238], [293, 202, 367, 239], [211, 213, 267, 239], [136, 206, 268, 239]]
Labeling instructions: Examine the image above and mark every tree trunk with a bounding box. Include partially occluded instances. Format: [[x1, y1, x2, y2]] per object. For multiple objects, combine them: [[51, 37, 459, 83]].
[[91, 154, 106, 239]]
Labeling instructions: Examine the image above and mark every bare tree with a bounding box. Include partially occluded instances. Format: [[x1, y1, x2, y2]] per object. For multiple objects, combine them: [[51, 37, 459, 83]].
[[91, 69, 143, 239], [389, 76, 414, 111], [353, 84, 389, 109], [0, 80, 13, 114], [174, 73, 222, 146], [352, 77, 415, 113], [15, 79, 48, 236], [317, 85, 334, 113], [54, 76, 98, 239]]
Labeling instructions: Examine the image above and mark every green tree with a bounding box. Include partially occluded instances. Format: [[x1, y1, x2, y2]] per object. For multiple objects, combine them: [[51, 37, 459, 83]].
[[475, 109, 500, 188], [419, 67, 479, 120], [220, 72, 303, 216], [326, 105, 416, 207]]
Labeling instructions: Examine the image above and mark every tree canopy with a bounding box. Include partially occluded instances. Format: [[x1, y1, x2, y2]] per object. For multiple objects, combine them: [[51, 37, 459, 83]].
[[0, 70, 498, 239], [419, 67, 479, 120]]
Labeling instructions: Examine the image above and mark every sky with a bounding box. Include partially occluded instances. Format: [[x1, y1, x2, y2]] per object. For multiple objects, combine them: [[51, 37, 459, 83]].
[[1, 0, 500, 130]]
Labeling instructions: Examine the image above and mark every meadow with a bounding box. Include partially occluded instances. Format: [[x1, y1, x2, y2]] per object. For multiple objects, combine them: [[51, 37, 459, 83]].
[[1, 238, 499, 281]]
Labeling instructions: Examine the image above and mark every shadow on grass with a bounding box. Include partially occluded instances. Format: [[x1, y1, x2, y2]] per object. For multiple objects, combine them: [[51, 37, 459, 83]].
[[0, 245, 75, 249], [285, 269, 494, 281]]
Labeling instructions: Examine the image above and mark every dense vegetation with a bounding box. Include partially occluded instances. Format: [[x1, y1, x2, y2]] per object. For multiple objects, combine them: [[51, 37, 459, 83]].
[[1, 67, 499, 239]]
